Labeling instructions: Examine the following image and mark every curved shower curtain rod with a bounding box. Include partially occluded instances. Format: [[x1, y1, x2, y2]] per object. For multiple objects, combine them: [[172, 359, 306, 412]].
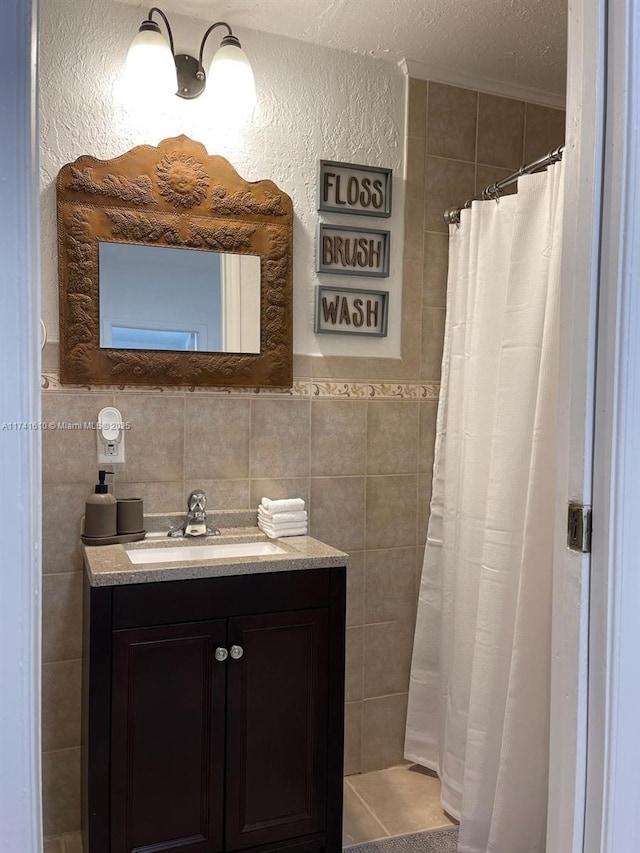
[[443, 144, 565, 226]]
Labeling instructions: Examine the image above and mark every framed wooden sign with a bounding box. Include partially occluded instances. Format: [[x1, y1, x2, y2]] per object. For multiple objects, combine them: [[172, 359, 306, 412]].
[[318, 160, 392, 217], [315, 286, 389, 337], [316, 224, 390, 278]]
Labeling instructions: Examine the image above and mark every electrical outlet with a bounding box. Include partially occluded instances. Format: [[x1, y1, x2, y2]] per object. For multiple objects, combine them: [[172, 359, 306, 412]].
[[97, 406, 125, 464]]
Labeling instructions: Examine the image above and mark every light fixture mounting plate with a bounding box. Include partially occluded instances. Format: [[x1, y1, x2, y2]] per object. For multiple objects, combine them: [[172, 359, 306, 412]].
[[175, 53, 206, 99]]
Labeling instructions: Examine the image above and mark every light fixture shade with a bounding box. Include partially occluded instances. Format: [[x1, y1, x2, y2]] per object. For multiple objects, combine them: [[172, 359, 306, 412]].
[[207, 43, 256, 122], [125, 27, 177, 101]]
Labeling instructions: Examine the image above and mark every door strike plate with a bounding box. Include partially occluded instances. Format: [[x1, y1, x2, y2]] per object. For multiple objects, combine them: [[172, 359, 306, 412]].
[[567, 502, 592, 553]]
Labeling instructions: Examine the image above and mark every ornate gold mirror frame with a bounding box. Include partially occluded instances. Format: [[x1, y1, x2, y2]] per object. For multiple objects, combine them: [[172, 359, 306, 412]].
[[57, 136, 293, 387]]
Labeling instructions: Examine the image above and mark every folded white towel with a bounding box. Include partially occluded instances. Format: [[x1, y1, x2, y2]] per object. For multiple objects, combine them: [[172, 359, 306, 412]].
[[261, 497, 305, 513], [259, 522, 308, 539], [259, 519, 307, 533], [258, 507, 308, 524], [258, 517, 307, 531]]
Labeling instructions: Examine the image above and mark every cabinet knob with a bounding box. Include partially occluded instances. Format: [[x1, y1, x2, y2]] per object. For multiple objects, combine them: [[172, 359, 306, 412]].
[[230, 645, 244, 660], [214, 647, 228, 662]]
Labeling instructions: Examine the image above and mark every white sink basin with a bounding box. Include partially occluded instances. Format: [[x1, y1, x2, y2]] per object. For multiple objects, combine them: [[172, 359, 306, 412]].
[[126, 541, 287, 565]]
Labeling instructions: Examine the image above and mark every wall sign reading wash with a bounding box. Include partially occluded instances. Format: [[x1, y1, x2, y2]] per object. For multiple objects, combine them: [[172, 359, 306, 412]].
[[317, 224, 390, 278], [318, 160, 392, 217], [315, 286, 389, 337]]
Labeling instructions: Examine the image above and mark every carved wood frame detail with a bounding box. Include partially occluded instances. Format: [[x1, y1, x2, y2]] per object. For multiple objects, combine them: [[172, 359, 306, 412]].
[[57, 136, 293, 388]]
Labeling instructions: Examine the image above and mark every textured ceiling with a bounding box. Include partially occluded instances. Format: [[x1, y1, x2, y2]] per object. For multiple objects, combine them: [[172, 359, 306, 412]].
[[117, 0, 567, 97]]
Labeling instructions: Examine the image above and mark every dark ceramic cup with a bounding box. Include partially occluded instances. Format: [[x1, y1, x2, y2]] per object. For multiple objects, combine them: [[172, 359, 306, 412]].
[[116, 497, 144, 535]]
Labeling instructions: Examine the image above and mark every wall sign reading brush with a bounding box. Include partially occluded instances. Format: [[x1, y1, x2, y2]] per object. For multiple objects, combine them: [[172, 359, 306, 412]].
[[316, 224, 390, 277]]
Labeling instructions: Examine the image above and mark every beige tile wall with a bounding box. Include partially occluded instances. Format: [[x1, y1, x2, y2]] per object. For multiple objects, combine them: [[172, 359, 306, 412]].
[[41, 78, 565, 839]]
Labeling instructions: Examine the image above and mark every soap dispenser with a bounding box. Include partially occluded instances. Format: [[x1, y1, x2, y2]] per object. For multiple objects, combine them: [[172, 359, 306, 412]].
[[83, 470, 117, 538]]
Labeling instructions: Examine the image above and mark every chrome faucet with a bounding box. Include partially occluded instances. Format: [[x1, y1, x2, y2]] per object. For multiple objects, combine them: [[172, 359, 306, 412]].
[[168, 490, 221, 537]]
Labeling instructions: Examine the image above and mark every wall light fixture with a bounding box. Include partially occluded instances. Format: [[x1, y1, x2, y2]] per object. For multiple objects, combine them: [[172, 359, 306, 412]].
[[126, 7, 256, 119]]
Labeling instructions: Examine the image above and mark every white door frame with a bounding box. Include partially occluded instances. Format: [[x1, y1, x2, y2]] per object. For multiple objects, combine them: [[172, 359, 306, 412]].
[[553, 0, 640, 851], [547, 1, 605, 851], [584, 0, 640, 849], [0, 0, 42, 851]]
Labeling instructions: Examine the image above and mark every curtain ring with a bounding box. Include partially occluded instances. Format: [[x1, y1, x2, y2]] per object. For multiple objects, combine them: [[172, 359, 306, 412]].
[[443, 206, 461, 227], [482, 183, 500, 204]]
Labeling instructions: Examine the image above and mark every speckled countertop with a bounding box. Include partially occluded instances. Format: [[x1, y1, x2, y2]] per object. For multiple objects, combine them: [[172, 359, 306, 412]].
[[82, 510, 348, 587]]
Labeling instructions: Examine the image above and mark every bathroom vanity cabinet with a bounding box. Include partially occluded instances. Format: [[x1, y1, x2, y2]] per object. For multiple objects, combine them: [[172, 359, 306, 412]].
[[82, 566, 346, 853]]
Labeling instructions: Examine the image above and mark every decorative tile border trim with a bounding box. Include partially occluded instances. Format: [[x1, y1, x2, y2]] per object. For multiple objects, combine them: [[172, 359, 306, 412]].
[[40, 372, 310, 397], [311, 381, 440, 400], [41, 372, 187, 395], [42, 372, 440, 401], [191, 380, 312, 398]]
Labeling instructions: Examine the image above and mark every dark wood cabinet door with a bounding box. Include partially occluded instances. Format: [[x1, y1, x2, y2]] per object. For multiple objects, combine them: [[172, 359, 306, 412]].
[[225, 609, 329, 851], [110, 620, 226, 853]]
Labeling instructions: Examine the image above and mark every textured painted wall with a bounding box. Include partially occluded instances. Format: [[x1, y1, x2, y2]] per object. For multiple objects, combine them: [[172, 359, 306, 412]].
[[115, 0, 568, 98], [39, 0, 405, 358]]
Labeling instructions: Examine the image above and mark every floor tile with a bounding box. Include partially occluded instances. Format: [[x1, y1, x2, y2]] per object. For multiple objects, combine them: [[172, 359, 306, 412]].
[[43, 837, 64, 853], [342, 781, 389, 845], [62, 832, 84, 853], [346, 764, 453, 838]]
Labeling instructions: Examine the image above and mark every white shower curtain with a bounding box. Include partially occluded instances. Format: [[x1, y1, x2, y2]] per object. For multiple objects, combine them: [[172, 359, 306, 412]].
[[405, 162, 564, 853]]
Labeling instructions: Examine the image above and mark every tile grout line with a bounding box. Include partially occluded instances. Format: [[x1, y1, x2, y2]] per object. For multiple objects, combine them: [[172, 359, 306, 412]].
[[182, 391, 186, 505], [41, 745, 81, 756], [307, 394, 312, 526], [474, 90, 480, 195], [361, 690, 409, 701], [423, 151, 477, 168], [361, 391, 370, 742], [344, 776, 393, 838], [357, 698, 364, 778], [248, 397, 254, 504], [414, 402, 421, 552], [418, 76, 428, 342]]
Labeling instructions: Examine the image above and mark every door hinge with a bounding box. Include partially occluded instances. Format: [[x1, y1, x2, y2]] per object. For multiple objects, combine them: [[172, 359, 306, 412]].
[[567, 502, 592, 553]]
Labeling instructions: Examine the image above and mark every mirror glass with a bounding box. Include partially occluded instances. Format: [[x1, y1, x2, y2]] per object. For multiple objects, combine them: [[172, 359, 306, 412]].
[[98, 242, 261, 354]]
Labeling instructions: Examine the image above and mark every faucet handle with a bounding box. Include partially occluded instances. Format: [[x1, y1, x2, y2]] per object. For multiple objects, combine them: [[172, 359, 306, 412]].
[[187, 489, 207, 513]]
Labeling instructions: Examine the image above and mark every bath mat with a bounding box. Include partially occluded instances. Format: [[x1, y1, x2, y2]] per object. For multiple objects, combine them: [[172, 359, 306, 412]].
[[344, 825, 458, 853]]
